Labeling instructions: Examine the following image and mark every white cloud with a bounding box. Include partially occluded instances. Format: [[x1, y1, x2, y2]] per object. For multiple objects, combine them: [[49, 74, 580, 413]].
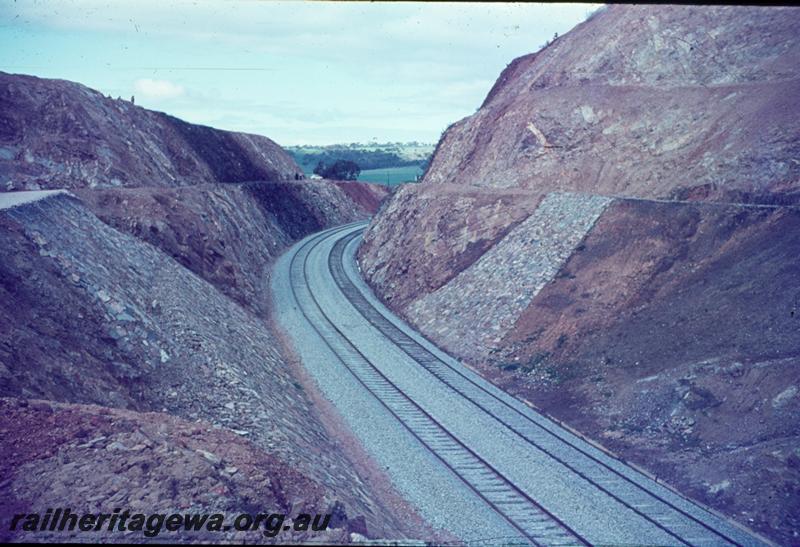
[[1, 1, 600, 143], [133, 78, 184, 100]]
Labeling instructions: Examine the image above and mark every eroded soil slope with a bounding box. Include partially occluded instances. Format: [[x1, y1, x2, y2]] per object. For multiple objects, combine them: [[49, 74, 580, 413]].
[[485, 200, 800, 544]]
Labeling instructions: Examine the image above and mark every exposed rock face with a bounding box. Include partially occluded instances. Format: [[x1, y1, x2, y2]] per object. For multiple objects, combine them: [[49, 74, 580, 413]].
[[359, 5, 800, 543], [360, 183, 543, 309], [425, 5, 800, 203], [0, 72, 303, 191]]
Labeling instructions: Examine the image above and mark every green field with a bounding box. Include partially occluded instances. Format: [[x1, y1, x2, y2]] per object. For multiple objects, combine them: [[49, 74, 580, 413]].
[[287, 142, 434, 163], [357, 165, 422, 185], [288, 141, 431, 185]]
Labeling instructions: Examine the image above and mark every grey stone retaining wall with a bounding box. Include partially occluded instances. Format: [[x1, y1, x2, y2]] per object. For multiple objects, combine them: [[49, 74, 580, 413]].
[[407, 192, 612, 360]]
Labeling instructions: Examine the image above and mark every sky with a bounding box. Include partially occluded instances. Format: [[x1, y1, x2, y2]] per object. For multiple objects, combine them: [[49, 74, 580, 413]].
[[0, 1, 600, 146]]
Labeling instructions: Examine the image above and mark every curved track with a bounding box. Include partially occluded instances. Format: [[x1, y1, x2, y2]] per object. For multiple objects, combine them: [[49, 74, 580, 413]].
[[290, 224, 587, 546], [276, 221, 768, 547]]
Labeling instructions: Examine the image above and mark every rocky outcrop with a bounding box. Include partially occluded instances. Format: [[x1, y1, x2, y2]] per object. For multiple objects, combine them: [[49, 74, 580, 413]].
[[0, 72, 303, 191], [425, 5, 800, 203], [359, 5, 800, 543], [362, 5, 800, 320]]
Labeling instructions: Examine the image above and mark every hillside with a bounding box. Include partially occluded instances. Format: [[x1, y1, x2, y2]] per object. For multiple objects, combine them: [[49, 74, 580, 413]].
[[0, 72, 303, 192], [423, 5, 800, 203], [0, 190, 419, 540], [0, 73, 435, 543], [358, 5, 800, 543]]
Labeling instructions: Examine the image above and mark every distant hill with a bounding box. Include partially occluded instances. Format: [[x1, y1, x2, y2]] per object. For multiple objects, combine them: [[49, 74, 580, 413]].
[[286, 142, 434, 175]]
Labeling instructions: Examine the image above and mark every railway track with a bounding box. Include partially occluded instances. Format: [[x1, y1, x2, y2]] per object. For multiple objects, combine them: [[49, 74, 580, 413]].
[[289, 225, 588, 546], [329, 228, 758, 547], [283, 221, 767, 547]]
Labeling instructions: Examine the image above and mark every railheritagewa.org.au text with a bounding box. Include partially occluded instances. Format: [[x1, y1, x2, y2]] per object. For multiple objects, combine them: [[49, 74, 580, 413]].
[[9, 508, 332, 538]]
